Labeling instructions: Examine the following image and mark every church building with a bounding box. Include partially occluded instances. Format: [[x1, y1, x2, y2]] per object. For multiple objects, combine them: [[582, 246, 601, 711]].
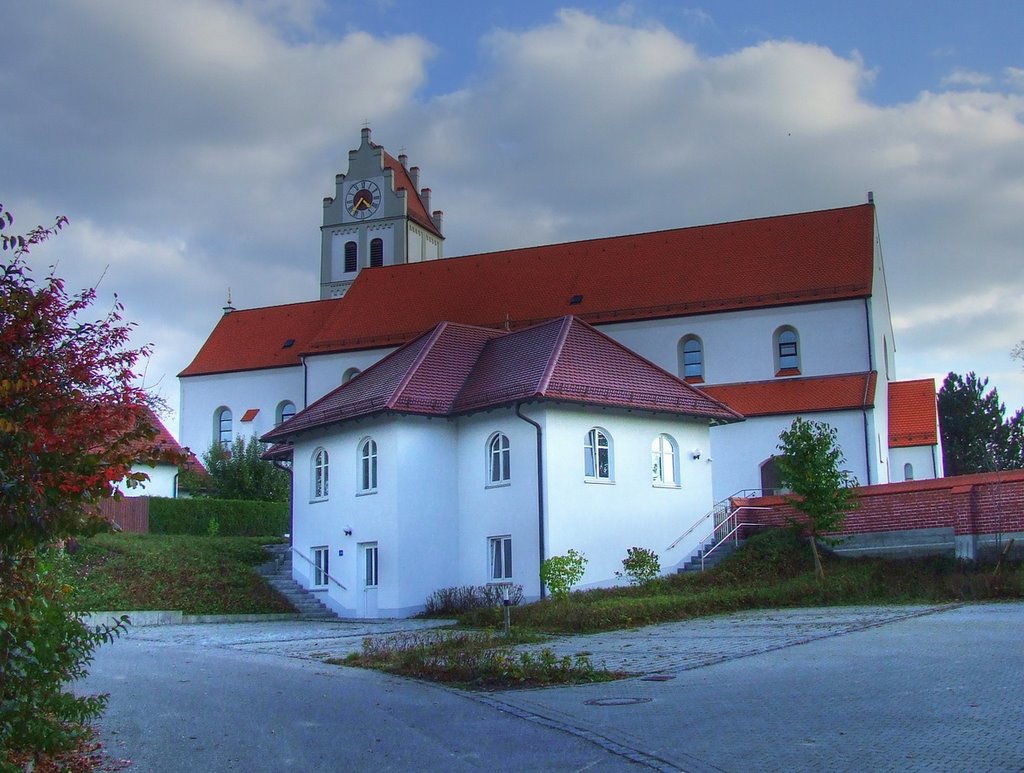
[[178, 129, 942, 616]]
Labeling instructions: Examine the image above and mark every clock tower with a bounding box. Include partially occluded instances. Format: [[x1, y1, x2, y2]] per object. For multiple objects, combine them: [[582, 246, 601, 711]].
[[320, 128, 445, 299]]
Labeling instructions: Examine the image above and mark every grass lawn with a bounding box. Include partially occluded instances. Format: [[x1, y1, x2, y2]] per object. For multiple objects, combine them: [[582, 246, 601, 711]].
[[457, 529, 1024, 634], [67, 533, 294, 615]]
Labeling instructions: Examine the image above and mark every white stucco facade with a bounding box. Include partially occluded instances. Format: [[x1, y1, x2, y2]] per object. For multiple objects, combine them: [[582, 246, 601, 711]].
[[287, 403, 716, 618]]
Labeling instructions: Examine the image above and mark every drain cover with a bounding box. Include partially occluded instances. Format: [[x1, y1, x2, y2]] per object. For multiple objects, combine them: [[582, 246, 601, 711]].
[[584, 697, 652, 706], [640, 675, 675, 682]]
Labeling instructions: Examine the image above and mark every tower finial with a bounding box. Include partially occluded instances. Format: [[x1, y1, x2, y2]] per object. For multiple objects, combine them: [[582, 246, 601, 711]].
[[223, 288, 236, 314]]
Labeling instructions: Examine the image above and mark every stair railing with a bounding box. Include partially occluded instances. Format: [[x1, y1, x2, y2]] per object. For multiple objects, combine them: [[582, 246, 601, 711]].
[[290, 547, 348, 591], [695, 507, 772, 570], [666, 489, 768, 552]]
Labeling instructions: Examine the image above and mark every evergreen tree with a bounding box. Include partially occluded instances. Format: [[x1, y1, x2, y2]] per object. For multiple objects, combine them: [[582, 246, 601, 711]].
[[937, 372, 1020, 475]]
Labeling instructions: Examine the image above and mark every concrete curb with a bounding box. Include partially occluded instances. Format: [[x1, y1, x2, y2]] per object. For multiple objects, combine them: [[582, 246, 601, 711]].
[[83, 611, 303, 627]]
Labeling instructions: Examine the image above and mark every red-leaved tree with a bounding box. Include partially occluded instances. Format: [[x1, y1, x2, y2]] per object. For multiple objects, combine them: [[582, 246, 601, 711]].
[[1, 203, 182, 765]]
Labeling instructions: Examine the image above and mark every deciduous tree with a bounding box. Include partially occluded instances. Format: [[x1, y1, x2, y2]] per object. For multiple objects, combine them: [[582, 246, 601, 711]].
[[183, 435, 290, 502], [776, 417, 857, 580], [1, 204, 178, 765]]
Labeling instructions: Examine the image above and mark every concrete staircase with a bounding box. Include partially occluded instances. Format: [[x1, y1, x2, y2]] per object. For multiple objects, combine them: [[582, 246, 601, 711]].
[[677, 539, 745, 573], [258, 544, 338, 620]]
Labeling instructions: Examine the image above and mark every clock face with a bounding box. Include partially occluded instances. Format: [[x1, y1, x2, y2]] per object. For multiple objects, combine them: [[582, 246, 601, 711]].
[[345, 179, 382, 219]]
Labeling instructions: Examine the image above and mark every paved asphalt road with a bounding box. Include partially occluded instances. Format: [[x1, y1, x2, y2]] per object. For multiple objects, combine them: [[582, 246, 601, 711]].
[[78, 603, 1024, 772]]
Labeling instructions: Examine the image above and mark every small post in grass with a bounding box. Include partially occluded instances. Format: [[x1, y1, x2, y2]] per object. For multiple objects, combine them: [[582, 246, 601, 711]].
[[501, 584, 511, 636]]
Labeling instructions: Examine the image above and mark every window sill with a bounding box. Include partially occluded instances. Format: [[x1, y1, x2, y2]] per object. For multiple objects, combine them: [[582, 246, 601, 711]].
[[652, 482, 682, 489], [310, 587, 328, 593], [485, 481, 511, 489], [584, 478, 615, 485], [684, 375, 705, 384], [775, 367, 801, 377], [356, 489, 378, 497], [309, 497, 329, 504]]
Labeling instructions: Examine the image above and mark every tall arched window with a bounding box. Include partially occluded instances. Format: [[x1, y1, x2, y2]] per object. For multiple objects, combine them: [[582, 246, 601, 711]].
[[359, 438, 378, 493], [487, 432, 511, 485], [774, 326, 801, 374], [369, 238, 384, 267], [651, 434, 679, 486], [276, 400, 296, 426], [344, 241, 357, 273], [215, 407, 232, 448], [584, 428, 613, 481], [903, 463, 914, 481], [678, 335, 704, 382], [312, 447, 329, 500]]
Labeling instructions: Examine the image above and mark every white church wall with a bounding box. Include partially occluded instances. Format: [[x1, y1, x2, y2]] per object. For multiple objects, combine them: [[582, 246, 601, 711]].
[[454, 409, 543, 598], [541, 405, 715, 584], [601, 299, 871, 385], [179, 366, 304, 459], [709, 410, 870, 501], [890, 445, 942, 483], [304, 348, 399, 406]]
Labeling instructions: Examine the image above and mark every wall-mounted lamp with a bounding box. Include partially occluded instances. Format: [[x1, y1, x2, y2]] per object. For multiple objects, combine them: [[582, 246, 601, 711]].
[[343, 526, 353, 537], [691, 448, 702, 460]]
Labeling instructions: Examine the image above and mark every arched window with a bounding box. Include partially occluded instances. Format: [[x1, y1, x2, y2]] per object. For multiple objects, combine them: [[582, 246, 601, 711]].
[[369, 238, 384, 267], [312, 447, 329, 500], [342, 367, 362, 384], [215, 407, 232, 448], [359, 438, 378, 493], [487, 432, 511, 485], [678, 335, 704, 382], [903, 463, 914, 481], [651, 434, 680, 486], [774, 326, 801, 374], [344, 241, 357, 273], [276, 400, 296, 426], [584, 428, 613, 481], [760, 456, 781, 496]]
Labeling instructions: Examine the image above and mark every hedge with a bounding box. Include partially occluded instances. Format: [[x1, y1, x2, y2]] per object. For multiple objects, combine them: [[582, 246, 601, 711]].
[[148, 497, 289, 537]]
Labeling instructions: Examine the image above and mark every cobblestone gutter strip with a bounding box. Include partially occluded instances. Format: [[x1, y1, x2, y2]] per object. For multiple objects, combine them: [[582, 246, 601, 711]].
[[467, 691, 696, 773]]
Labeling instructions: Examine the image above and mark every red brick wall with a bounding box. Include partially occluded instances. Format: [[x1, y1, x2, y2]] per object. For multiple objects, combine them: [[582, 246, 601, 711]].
[[735, 469, 1024, 538], [99, 497, 149, 533]]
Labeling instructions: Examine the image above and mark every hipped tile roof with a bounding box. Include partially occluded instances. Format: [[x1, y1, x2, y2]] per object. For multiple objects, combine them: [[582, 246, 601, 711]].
[[888, 379, 939, 447], [262, 316, 741, 443], [181, 203, 875, 378], [700, 372, 878, 417]]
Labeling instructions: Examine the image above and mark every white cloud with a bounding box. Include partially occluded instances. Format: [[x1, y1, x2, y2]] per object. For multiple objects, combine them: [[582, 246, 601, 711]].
[[940, 68, 992, 88], [1005, 66, 1024, 90], [4, 5, 1024, 424]]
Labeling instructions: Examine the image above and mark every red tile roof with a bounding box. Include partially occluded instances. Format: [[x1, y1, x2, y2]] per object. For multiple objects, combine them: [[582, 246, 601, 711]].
[[700, 372, 878, 417], [262, 316, 741, 442], [182, 203, 875, 376], [306, 203, 875, 355], [888, 378, 939, 447], [179, 299, 334, 377], [382, 150, 442, 238], [136, 407, 205, 472]]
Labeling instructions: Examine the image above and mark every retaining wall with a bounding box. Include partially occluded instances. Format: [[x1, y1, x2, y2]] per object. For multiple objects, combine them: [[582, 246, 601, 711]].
[[734, 469, 1024, 562]]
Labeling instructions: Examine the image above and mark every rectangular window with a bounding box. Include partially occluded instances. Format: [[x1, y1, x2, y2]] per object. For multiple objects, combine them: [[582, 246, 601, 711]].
[[489, 536, 513, 580], [363, 544, 379, 588], [312, 546, 330, 587]]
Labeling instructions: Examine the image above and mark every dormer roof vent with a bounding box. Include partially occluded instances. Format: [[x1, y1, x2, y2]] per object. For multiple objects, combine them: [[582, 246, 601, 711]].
[[570, 294, 584, 305], [282, 339, 295, 349]]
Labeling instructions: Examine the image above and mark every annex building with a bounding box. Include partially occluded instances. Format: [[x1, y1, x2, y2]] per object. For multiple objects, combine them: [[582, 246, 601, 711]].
[[178, 128, 942, 616]]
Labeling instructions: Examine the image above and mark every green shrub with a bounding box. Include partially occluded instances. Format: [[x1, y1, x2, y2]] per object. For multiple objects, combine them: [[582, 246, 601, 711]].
[[616, 546, 661, 586], [149, 497, 287, 537], [422, 584, 524, 616], [1, 551, 126, 769], [541, 549, 588, 599]]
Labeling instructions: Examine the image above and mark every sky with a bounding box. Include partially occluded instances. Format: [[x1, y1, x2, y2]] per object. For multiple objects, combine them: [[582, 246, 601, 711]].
[[3, 0, 1023, 439]]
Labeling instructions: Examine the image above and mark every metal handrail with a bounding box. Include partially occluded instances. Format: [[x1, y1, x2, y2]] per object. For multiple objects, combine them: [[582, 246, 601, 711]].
[[666, 489, 770, 551], [290, 547, 348, 591], [699, 522, 766, 570]]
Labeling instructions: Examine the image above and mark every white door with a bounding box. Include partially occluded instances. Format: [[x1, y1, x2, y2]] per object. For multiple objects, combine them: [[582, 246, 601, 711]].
[[359, 542, 379, 618]]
